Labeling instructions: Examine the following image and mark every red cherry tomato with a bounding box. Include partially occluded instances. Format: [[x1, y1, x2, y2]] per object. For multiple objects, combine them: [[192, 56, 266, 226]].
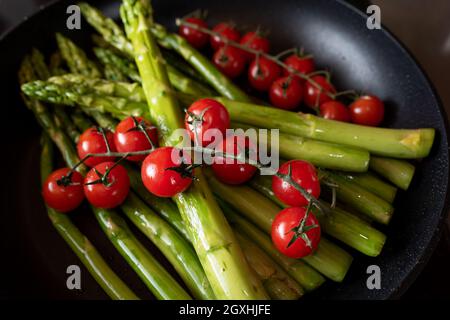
[[141, 147, 194, 197], [272, 160, 321, 207], [349, 95, 385, 126], [303, 75, 336, 109], [283, 54, 315, 80], [269, 76, 304, 110], [84, 162, 130, 209], [212, 45, 247, 78], [248, 57, 281, 91], [271, 207, 321, 259], [114, 116, 158, 162], [185, 98, 230, 147], [211, 134, 258, 185], [42, 168, 85, 213], [240, 31, 270, 60], [77, 127, 117, 167], [178, 17, 209, 49], [319, 101, 351, 122], [210, 22, 240, 51]]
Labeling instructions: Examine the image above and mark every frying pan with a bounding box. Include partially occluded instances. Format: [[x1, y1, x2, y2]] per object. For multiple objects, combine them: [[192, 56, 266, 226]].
[[1, 0, 449, 300]]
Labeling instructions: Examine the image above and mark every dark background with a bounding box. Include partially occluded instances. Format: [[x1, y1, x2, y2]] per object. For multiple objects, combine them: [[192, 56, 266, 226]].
[[0, 0, 449, 299]]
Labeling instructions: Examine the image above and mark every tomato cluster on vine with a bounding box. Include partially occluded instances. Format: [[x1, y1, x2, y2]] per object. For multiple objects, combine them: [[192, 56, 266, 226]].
[[178, 15, 385, 126]]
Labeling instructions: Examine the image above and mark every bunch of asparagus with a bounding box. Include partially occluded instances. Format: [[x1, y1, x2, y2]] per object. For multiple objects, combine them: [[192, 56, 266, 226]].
[[19, 0, 435, 300]]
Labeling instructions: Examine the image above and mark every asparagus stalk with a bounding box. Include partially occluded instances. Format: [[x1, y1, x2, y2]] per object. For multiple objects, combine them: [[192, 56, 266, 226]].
[[319, 170, 394, 224], [56, 33, 101, 78], [369, 156, 415, 190], [92, 205, 192, 299], [206, 173, 353, 281], [70, 109, 95, 131], [216, 98, 435, 159], [40, 133, 139, 300], [236, 232, 304, 300], [340, 172, 397, 203], [232, 122, 370, 172], [220, 202, 325, 291], [120, 0, 268, 299], [120, 192, 215, 299], [125, 164, 191, 243], [21, 80, 149, 119]]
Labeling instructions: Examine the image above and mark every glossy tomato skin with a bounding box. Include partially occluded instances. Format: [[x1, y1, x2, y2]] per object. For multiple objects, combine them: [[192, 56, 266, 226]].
[[185, 98, 230, 147], [211, 134, 258, 185], [272, 160, 321, 207], [210, 23, 241, 50], [42, 168, 85, 213], [269, 76, 304, 110], [248, 57, 281, 91], [349, 95, 385, 126], [212, 46, 246, 79], [240, 31, 270, 60], [141, 147, 194, 197], [84, 162, 130, 209], [271, 207, 321, 258], [77, 127, 117, 167], [319, 101, 351, 122], [114, 116, 158, 162], [283, 54, 315, 80], [178, 17, 209, 49], [303, 75, 336, 109]]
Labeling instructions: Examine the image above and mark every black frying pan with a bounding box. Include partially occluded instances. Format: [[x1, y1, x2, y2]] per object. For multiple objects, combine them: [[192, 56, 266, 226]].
[[1, 0, 449, 300]]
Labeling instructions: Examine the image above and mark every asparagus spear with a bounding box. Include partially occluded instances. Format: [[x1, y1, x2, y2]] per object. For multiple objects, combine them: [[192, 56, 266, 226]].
[[120, 0, 268, 299], [206, 173, 353, 281], [340, 172, 397, 203], [236, 232, 304, 300], [232, 122, 370, 172], [249, 174, 386, 257], [21, 80, 149, 119], [216, 98, 435, 159], [369, 156, 415, 190], [319, 170, 394, 225], [56, 33, 101, 78], [40, 133, 139, 300]]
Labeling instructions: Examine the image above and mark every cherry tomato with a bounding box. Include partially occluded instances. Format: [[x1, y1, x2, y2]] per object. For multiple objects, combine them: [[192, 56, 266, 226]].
[[84, 162, 130, 209], [269, 76, 303, 110], [141, 147, 194, 197], [212, 45, 247, 79], [211, 134, 258, 185], [77, 127, 117, 167], [271, 207, 321, 259], [114, 116, 158, 162], [349, 95, 385, 126], [240, 31, 270, 60], [248, 57, 281, 91], [272, 160, 321, 207], [210, 22, 240, 51], [283, 54, 315, 80], [319, 101, 351, 122], [178, 17, 209, 49], [303, 75, 336, 109], [42, 168, 85, 213], [185, 98, 230, 147]]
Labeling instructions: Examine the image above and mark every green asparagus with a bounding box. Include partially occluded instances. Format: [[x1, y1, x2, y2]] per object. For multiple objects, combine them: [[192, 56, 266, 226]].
[[340, 172, 397, 203], [217, 98, 435, 159], [370, 156, 416, 190]]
